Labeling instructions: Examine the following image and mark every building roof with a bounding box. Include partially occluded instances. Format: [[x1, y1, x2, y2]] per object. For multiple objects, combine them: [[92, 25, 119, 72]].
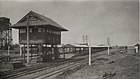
[[135, 44, 140, 46], [11, 11, 68, 31], [0, 17, 10, 30], [62, 44, 76, 48], [62, 44, 108, 48]]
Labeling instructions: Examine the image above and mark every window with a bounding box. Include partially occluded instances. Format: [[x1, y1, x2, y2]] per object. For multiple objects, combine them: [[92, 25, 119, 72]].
[[53, 37, 55, 42], [42, 28, 45, 32], [38, 28, 45, 32], [29, 15, 37, 21], [46, 29, 48, 32], [54, 31, 57, 34], [49, 30, 52, 33], [29, 28, 32, 33], [38, 28, 42, 32], [56, 37, 59, 42], [52, 30, 60, 35], [20, 29, 26, 33], [54, 31, 56, 34], [55, 31, 60, 35], [48, 36, 50, 40], [58, 31, 61, 35]]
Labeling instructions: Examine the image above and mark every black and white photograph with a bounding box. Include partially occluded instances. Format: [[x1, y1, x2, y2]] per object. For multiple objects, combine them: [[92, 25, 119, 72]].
[[0, 0, 139, 79]]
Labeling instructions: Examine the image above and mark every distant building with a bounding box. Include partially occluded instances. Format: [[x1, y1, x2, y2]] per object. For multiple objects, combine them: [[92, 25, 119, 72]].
[[135, 44, 140, 49], [134, 44, 139, 53], [60, 43, 108, 54]]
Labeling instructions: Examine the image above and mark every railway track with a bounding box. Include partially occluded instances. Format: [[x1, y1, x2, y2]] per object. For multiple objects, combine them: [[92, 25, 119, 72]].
[[1, 49, 115, 79], [32, 62, 81, 79], [33, 49, 118, 79], [31, 51, 110, 79], [0, 58, 83, 79]]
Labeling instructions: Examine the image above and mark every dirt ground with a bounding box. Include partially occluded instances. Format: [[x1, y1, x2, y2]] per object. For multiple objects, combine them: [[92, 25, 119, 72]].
[[65, 49, 139, 79]]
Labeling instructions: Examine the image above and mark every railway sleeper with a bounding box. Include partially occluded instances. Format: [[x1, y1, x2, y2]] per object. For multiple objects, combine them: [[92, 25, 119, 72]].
[[55, 64, 85, 79]]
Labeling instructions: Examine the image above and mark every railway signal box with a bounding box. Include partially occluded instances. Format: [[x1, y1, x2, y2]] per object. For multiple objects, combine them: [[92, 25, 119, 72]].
[[11, 11, 68, 62], [12, 11, 68, 45]]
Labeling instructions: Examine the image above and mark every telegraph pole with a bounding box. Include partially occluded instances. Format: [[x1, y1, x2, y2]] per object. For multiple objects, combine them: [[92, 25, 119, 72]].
[[82, 35, 85, 44], [82, 35, 88, 45], [27, 16, 30, 65], [85, 35, 88, 45], [84, 35, 91, 65], [107, 37, 110, 55], [88, 41, 91, 65]]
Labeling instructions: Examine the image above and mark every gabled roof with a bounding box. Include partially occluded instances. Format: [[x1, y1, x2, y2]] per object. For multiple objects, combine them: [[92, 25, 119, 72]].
[[11, 11, 68, 31], [62, 44, 76, 48], [135, 44, 140, 46]]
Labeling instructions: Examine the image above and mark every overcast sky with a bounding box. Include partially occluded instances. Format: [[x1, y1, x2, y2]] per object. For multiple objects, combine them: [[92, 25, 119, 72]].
[[0, 0, 139, 46]]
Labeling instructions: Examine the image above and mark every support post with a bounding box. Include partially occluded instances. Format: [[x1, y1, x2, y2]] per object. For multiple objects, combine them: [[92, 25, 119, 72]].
[[31, 45, 32, 60], [63, 48, 65, 58], [108, 46, 110, 55], [74, 47, 76, 53], [69, 48, 70, 53], [27, 25, 30, 65], [38, 44, 41, 63], [51, 45, 54, 61], [20, 45, 22, 56], [135, 46, 138, 53], [23, 45, 25, 63], [79, 48, 81, 54], [8, 45, 10, 56]]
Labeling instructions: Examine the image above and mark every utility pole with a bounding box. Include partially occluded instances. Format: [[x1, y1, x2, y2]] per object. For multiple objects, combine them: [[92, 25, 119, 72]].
[[7, 31, 10, 56], [107, 37, 110, 55], [84, 35, 91, 65], [82, 35, 85, 44], [85, 35, 88, 45], [27, 16, 30, 65], [82, 35, 88, 45], [88, 40, 91, 65]]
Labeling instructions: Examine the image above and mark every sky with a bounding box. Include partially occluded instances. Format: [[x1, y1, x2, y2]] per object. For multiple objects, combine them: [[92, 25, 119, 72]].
[[0, 0, 139, 46]]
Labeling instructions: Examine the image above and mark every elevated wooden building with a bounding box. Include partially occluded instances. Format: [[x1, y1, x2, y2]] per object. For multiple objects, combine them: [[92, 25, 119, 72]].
[[11, 11, 68, 63]]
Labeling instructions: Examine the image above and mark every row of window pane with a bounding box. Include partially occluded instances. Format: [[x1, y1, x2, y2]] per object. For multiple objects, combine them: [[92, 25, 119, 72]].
[[38, 28, 45, 32], [20, 29, 26, 33], [19, 28, 61, 35], [48, 36, 60, 42]]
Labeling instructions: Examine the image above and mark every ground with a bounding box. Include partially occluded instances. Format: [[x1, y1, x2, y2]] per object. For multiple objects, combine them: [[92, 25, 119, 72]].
[[58, 49, 139, 79]]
